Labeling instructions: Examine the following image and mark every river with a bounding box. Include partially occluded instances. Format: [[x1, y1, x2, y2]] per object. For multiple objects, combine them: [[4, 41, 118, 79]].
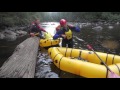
[[0, 22, 120, 78]]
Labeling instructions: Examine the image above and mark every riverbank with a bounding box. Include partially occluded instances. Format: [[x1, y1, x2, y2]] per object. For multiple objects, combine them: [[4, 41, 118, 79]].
[[0, 26, 28, 41]]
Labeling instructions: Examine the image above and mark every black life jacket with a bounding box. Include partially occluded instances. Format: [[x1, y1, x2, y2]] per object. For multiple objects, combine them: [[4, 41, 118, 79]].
[[31, 24, 39, 33]]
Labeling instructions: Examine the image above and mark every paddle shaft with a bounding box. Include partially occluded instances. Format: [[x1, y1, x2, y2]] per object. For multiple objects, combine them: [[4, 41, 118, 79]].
[[82, 40, 120, 77], [35, 32, 40, 36], [87, 44, 112, 72], [81, 40, 112, 71]]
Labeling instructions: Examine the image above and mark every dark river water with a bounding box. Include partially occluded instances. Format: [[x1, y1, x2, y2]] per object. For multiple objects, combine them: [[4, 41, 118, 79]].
[[0, 22, 120, 78]]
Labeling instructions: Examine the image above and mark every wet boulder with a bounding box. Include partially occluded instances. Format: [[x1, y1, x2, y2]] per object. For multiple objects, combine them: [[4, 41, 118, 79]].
[[116, 22, 119, 25], [45, 72, 59, 78], [92, 26, 103, 31], [108, 26, 113, 29], [35, 53, 59, 78], [0, 32, 5, 39], [36, 65, 51, 78], [3, 30, 17, 41], [16, 30, 27, 37]]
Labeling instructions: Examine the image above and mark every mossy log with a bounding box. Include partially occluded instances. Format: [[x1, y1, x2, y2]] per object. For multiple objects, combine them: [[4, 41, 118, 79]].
[[0, 37, 40, 78]]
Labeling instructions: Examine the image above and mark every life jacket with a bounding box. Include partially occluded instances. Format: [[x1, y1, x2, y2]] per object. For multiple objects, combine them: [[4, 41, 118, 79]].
[[65, 29, 72, 40], [31, 23, 39, 33], [43, 32, 53, 39], [60, 26, 72, 40]]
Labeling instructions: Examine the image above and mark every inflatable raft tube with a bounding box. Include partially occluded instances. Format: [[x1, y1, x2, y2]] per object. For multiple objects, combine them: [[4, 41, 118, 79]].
[[39, 32, 61, 47], [55, 47, 120, 65], [48, 47, 120, 78]]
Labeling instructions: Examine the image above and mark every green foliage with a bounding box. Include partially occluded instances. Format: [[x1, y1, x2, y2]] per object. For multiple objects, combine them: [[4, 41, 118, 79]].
[[0, 12, 120, 29], [0, 12, 40, 28]]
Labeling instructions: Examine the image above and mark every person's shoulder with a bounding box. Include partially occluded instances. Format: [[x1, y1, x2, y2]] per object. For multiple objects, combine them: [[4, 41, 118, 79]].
[[56, 25, 61, 28], [56, 29, 63, 34], [67, 24, 75, 28], [56, 25, 61, 30]]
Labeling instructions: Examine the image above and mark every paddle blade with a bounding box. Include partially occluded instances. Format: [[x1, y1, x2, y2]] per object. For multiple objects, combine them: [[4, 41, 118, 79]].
[[87, 45, 93, 50], [108, 71, 120, 78]]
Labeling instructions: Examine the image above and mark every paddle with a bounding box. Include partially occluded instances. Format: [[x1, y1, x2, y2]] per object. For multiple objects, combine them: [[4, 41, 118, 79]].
[[83, 40, 120, 78], [30, 32, 39, 37]]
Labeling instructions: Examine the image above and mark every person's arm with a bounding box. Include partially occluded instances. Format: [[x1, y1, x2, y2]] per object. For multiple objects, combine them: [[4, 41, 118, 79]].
[[53, 33, 61, 39], [37, 25, 47, 32], [68, 24, 80, 32], [56, 25, 61, 31], [53, 30, 63, 39]]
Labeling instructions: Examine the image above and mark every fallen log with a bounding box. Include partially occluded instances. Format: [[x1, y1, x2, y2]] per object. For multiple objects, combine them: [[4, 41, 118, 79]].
[[0, 36, 40, 78]]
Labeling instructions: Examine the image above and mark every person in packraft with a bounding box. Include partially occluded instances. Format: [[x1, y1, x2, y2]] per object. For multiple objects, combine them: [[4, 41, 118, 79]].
[[53, 19, 80, 48], [29, 19, 47, 38]]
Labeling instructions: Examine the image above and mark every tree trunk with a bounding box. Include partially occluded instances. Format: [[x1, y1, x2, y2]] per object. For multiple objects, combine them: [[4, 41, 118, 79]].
[[0, 37, 40, 78]]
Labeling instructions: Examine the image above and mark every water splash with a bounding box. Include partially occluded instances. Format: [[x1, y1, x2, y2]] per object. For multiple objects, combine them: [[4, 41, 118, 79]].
[[35, 51, 59, 78]]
